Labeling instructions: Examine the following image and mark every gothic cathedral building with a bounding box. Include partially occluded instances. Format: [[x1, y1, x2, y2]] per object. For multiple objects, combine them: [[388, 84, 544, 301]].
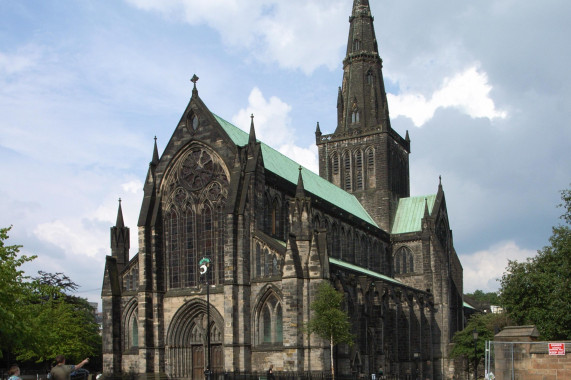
[[102, 1, 465, 379]]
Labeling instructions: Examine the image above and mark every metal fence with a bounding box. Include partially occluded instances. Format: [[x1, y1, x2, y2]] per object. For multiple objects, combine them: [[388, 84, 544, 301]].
[[484, 340, 569, 380]]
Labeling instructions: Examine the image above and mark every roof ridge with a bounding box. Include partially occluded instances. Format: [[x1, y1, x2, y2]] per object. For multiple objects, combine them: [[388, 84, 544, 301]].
[[212, 113, 378, 228]]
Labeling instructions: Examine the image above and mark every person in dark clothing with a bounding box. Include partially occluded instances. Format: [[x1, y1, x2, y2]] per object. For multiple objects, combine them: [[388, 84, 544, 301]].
[[267, 364, 275, 380]]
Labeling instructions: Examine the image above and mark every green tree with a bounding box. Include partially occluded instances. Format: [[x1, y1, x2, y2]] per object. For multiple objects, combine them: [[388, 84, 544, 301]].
[[306, 281, 354, 380], [450, 312, 511, 375], [0, 226, 36, 358], [15, 273, 101, 365], [499, 188, 571, 340], [0, 227, 101, 368], [465, 290, 499, 306]]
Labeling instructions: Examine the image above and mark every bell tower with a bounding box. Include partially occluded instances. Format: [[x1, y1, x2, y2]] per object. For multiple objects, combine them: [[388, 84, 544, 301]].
[[316, 0, 410, 232]]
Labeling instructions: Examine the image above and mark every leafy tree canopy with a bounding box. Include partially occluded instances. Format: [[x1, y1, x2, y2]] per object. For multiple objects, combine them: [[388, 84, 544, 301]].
[[0, 226, 36, 357], [464, 290, 500, 311], [499, 188, 571, 340], [0, 227, 101, 367]]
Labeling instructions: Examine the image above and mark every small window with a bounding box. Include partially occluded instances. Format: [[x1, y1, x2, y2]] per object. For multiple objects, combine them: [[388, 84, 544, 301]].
[[191, 115, 199, 130], [351, 111, 360, 123], [367, 71, 373, 85]]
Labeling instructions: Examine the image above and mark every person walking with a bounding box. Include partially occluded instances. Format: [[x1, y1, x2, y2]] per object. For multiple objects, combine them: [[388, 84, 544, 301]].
[[267, 364, 275, 380], [49, 355, 89, 380]]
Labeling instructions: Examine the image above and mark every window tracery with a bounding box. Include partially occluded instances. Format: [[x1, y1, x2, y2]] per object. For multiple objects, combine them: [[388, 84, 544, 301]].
[[253, 240, 281, 278], [164, 144, 229, 289]]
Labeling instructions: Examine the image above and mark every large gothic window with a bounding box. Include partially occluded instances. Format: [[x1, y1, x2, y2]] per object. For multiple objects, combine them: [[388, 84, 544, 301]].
[[164, 145, 229, 289], [256, 291, 283, 345]]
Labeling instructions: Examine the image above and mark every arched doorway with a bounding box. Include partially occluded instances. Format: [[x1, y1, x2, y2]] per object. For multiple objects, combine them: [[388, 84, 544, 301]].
[[166, 299, 224, 378]]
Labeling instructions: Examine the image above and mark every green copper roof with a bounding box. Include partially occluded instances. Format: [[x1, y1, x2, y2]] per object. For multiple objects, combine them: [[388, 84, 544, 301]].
[[463, 301, 476, 310], [329, 257, 403, 286], [391, 194, 436, 234], [213, 114, 378, 228]]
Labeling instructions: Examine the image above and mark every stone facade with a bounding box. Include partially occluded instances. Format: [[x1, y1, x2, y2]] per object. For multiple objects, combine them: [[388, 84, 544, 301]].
[[101, 1, 465, 379]]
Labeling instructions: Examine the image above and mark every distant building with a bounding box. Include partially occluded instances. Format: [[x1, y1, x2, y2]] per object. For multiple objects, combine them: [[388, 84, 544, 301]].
[[490, 305, 505, 314], [102, 1, 465, 379]]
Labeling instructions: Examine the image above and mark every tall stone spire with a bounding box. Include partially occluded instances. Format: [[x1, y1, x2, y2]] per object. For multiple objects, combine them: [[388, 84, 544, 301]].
[[316, 0, 411, 232], [336, 0, 390, 133]]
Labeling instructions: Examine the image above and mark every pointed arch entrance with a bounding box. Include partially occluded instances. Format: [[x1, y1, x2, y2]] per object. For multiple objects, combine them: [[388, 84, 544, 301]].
[[166, 299, 224, 378]]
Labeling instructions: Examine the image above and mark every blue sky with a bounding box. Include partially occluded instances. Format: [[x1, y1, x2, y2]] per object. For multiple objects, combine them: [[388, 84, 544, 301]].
[[1, 0, 570, 307]]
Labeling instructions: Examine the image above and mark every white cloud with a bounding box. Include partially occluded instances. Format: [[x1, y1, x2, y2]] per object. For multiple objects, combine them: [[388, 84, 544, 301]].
[[34, 220, 107, 259], [232, 87, 293, 147], [124, 0, 347, 73], [460, 241, 536, 293], [122, 180, 144, 194], [0, 46, 41, 75], [232, 87, 320, 173], [388, 66, 507, 126], [33, 180, 143, 259], [278, 143, 319, 174]]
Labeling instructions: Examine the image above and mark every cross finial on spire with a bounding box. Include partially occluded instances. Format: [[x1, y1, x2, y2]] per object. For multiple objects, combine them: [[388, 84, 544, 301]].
[[191, 74, 199, 96], [118, 197, 122, 204], [191, 74, 199, 87]]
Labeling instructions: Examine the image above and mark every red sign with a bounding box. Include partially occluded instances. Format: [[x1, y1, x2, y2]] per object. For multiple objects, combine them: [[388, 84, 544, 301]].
[[548, 343, 565, 355]]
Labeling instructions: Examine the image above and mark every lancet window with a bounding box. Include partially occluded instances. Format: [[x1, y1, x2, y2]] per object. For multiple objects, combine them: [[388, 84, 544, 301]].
[[394, 246, 414, 274], [123, 299, 138, 351], [366, 147, 375, 188], [355, 149, 363, 190], [343, 152, 352, 191], [256, 291, 283, 345]]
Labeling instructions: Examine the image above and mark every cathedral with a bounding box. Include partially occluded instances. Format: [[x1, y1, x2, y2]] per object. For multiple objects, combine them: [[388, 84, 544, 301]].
[[101, 0, 465, 379]]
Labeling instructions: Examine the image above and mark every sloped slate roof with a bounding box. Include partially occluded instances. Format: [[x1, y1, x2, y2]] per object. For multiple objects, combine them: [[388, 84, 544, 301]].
[[213, 114, 378, 228], [392, 194, 436, 234]]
